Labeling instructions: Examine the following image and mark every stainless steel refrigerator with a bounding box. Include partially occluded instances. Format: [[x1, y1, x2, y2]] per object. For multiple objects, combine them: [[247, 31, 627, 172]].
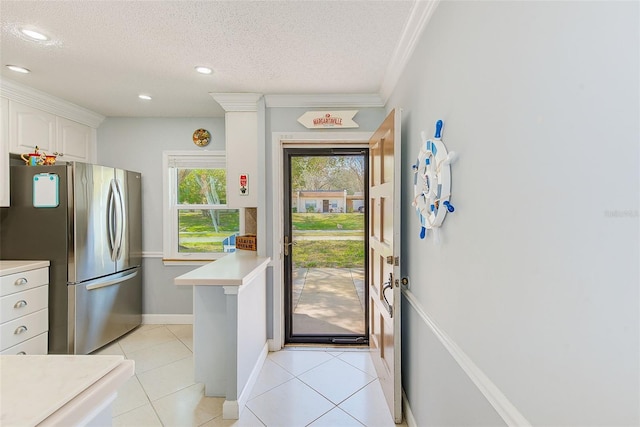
[[0, 162, 142, 354]]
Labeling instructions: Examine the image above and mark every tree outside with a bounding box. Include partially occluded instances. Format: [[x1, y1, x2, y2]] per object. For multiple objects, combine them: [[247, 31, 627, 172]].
[[290, 155, 366, 268], [177, 168, 239, 253], [291, 156, 364, 194]]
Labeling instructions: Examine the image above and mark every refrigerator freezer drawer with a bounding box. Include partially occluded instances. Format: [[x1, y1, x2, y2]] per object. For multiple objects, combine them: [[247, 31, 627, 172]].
[[69, 268, 142, 354], [1, 332, 48, 355], [0, 285, 49, 324], [0, 308, 48, 351]]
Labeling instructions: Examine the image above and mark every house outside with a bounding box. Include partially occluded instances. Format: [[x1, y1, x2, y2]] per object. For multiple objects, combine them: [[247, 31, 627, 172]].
[[292, 190, 365, 213]]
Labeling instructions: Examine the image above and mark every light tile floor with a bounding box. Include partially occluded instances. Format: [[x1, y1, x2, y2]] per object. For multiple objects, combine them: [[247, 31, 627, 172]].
[[95, 324, 405, 427]]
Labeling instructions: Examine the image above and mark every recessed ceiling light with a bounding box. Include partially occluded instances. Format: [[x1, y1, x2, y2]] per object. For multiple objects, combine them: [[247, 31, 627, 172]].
[[138, 94, 152, 100], [195, 66, 213, 75], [20, 28, 49, 41], [6, 65, 30, 74]]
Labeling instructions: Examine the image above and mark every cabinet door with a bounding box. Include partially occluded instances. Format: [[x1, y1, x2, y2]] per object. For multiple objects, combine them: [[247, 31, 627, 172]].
[[0, 97, 9, 207], [57, 116, 92, 162], [9, 101, 56, 154]]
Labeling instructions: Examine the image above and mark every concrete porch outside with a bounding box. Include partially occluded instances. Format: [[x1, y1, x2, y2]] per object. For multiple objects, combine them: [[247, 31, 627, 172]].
[[292, 267, 365, 335]]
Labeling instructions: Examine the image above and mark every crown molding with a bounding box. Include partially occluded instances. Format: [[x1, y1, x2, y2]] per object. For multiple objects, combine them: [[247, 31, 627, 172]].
[[264, 93, 384, 109], [210, 93, 263, 112], [379, 0, 441, 103], [0, 78, 105, 128]]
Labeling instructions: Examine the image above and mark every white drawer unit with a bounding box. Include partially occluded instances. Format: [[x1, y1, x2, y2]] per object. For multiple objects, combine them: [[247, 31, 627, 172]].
[[0, 262, 50, 354], [1, 332, 48, 355], [0, 285, 49, 323], [0, 267, 49, 296], [0, 308, 48, 350]]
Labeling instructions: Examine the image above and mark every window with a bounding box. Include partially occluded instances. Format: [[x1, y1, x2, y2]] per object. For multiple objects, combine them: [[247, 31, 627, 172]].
[[163, 151, 240, 261], [305, 201, 317, 213]]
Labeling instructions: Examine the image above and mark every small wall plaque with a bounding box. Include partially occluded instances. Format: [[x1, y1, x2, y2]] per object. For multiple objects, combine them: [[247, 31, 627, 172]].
[[297, 110, 359, 129], [193, 128, 211, 147]]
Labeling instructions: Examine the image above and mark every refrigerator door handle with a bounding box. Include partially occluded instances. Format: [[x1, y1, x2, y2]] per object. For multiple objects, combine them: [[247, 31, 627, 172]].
[[85, 270, 138, 291], [108, 179, 118, 261], [114, 179, 125, 260]]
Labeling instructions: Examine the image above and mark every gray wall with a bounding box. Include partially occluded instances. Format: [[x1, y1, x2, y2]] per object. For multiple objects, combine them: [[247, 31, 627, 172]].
[[388, 1, 639, 425], [97, 117, 225, 314]]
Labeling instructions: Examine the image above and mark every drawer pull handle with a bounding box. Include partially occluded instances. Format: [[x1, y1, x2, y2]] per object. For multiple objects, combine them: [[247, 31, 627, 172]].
[[14, 326, 28, 335], [14, 278, 28, 286], [17, 351, 26, 355], [14, 300, 28, 309]]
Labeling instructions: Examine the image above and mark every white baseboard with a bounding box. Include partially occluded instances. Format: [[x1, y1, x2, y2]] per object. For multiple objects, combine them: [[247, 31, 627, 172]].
[[239, 342, 269, 413], [402, 289, 531, 427], [142, 314, 193, 325], [403, 389, 417, 427], [223, 342, 269, 419], [267, 338, 281, 352], [222, 399, 239, 420]]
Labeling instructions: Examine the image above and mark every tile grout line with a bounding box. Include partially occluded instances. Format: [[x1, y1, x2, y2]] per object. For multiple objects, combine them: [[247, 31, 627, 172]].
[[115, 325, 195, 425]]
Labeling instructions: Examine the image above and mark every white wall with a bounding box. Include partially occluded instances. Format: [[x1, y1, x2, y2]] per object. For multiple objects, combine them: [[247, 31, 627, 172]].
[[389, 1, 639, 425], [97, 117, 225, 315]]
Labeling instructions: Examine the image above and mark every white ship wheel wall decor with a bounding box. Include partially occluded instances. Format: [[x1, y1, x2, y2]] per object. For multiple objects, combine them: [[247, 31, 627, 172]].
[[412, 119, 458, 242]]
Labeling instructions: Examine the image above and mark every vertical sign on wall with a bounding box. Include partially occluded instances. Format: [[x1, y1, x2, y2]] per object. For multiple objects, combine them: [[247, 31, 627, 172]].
[[239, 174, 248, 196]]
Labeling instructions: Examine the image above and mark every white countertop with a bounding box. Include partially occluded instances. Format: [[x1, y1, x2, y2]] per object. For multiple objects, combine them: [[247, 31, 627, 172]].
[[0, 355, 134, 426], [174, 251, 271, 286], [0, 260, 50, 276]]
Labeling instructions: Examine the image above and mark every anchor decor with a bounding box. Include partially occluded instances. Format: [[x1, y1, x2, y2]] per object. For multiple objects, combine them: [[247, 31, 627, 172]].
[[412, 120, 458, 243]]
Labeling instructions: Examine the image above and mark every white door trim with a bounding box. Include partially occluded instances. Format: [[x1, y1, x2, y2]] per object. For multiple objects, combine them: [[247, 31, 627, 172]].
[[270, 131, 373, 351]]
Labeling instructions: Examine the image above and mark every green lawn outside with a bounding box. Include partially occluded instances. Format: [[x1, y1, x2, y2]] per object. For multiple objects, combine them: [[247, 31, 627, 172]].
[[292, 213, 364, 230], [292, 240, 364, 268], [178, 210, 239, 253], [291, 213, 365, 268], [178, 211, 366, 265]]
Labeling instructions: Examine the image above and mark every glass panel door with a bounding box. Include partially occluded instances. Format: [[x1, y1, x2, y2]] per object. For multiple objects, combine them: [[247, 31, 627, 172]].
[[284, 148, 368, 344]]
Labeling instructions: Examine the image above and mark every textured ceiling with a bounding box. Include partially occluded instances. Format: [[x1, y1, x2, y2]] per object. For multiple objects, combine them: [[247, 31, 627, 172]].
[[0, 1, 418, 118]]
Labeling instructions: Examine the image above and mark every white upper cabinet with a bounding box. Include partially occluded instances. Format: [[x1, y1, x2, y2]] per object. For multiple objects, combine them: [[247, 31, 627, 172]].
[[1, 80, 104, 172], [9, 101, 56, 155], [0, 98, 9, 207], [7, 100, 94, 163], [57, 116, 92, 162]]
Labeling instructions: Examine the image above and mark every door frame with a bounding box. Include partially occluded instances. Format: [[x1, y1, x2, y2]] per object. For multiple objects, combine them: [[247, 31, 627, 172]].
[[283, 147, 370, 345], [270, 131, 373, 351]]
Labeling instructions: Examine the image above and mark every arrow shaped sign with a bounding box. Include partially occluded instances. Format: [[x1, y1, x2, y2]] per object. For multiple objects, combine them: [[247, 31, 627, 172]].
[[297, 110, 359, 129]]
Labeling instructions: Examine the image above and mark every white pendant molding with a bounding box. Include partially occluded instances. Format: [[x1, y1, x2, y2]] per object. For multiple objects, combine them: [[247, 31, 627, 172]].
[[0, 78, 104, 128], [211, 93, 262, 112], [210, 93, 262, 209], [264, 93, 383, 108]]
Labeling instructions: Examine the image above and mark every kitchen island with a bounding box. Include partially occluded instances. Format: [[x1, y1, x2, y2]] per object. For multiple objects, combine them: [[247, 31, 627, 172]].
[[175, 251, 270, 420], [0, 354, 134, 426]]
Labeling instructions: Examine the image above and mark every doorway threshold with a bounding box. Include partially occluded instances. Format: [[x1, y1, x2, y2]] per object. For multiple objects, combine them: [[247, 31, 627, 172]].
[[284, 343, 369, 350]]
